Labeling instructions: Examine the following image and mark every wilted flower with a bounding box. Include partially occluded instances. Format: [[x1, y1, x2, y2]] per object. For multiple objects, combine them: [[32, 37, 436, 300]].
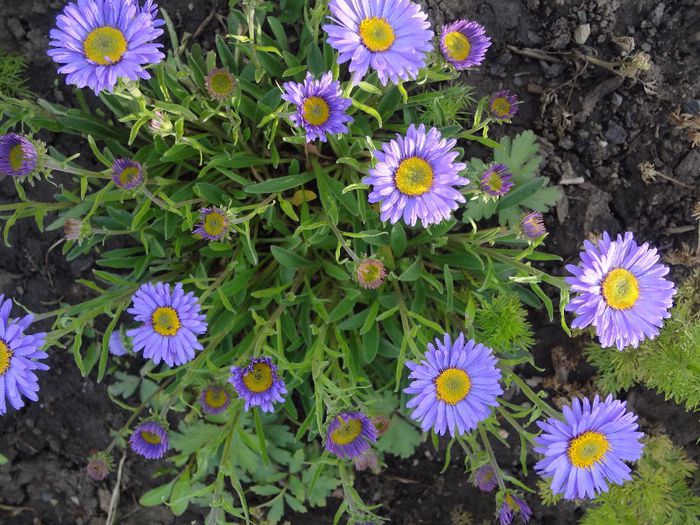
[[149, 110, 172, 134], [474, 465, 498, 492], [355, 259, 387, 289], [199, 385, 231, 415], [111, 159, 144, 190], [193, 207, 231, 242], [353, 449, 380, 473], [0, 134, 40, 178], [127, 282, 208, 367], [229, 357, 287, 412], [565, 232, 675, 350], [281, 72, 353, 142], [521, 211, 546, 239], [324, 411, 378, 459], [108, 331, 128, 357], [498, 493, 532, 525], [404, 333, 502, 437], [481, 164, 514, 197], [440, 20, 491, 70], [129, 420, 169, 460], [323, 0, 433, 85], [205, 68, 236, 100], [63, 218, 85, 242], [48, 0, 165, 93], [489, 90, 519, 122], [363, 124, 468, 227], [86, 451, 113, 481], [534, 395, 644, 500], [372, 415, 391, 436]]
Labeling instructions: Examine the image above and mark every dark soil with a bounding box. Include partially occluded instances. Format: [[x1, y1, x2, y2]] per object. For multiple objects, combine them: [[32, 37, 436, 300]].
[[1, 0, 698, 524]]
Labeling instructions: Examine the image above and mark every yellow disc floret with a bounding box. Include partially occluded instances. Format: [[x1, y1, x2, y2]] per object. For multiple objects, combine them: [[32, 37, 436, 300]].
[[151, 306, 181, 336], [203, 211, 228, 237], [359, 17, 396, 52], [118, 166, 141, 186], [0, 340, 12, 376], [395, 157, 434, 196], [205, 388, 228, 408], [303, 96, 330, 126], [330, 417, 363, 445], [602, 268, 640, 310], [444, 31, 471, 61], [9, 144, 25, 171], [209, 70, 235, 97], [83, 26, 128, 65], [567, 431, 610, 469], [490, 97, 512, 118], [242, 362, 274, 393], [435, 368, 471, 405], [140, 430, 162, 445]]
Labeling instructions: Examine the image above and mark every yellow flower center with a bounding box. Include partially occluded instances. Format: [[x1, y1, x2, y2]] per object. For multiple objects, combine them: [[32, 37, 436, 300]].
[[140, 430, 162, 445], [83, 26, 128, 65], [151, 307, 181, 336], [9, 144, 25, 171], [0, 340, 12, 376], [203, 211, 227, 237], [395, 157, 434, 196], [360, 264, 380, 283], [359, 17, 395, 52], [330, 417, 363, 445], [435, 368, 471, 405], [118, 166, 140, 186], [302, 96, 330, 126], [204, 388, 228, 409], [486, 171, 503, 191], [602, 268, 640, 310], [444, 31, 471, 61], [209, 70, 235, 96], [491, 97, 512, 118], [567, 431, 610, 469], [242, 362, 274, 393]]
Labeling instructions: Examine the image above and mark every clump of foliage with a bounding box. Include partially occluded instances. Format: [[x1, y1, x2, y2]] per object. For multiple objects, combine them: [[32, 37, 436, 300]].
[[0, 51, 29, 98], [584, 270, 700, 411]]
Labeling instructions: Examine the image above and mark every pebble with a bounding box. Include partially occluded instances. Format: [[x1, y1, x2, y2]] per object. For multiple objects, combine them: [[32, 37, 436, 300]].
[[682, 99, 700, 115], [651, 3, 666, 26], [574, 24, 591, 45], [611, 93, 623, 107], [605, 122, 628, 145]]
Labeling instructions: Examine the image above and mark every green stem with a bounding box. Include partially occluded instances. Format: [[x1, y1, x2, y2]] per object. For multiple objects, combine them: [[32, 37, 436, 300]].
[[508, 371, 561, 420], [478, 426, 506, 491]]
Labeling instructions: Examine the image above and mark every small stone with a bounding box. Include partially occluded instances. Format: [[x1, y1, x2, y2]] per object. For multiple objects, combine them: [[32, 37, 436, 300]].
[[651, 3, 665, 26], [611, 93, 623, 107], [558, 138, 575, 150], [605, 122, 628, 145], [574, 24, 591, 45], [526, 30, 543, 45], [682, 99, 700, 115]]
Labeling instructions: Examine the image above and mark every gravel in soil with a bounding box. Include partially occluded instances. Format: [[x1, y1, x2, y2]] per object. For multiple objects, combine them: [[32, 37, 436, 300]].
[[1, 0, 698, 523]]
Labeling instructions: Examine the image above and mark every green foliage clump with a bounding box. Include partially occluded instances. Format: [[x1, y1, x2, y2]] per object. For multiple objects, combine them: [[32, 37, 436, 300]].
[[584, 271, 700, 410], [581, 435, 700, 525], [475, 293, 534, 355], [0, 51, 29, 97]]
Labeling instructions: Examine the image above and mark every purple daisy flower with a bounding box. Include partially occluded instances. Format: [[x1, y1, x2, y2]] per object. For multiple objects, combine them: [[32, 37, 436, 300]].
[[498, 494, 532, 525], [193, 207, 230, 242], [481, 164, 514, 197], [0, 295, 48, 415], [281, 72, 353, 142], [521, 211, 546, 239], [324, 411, 378, 459], [362, 124, 468, 227], [229, 357, 287, 412], [111, 158, 144, 189], [404, 333, 503, 437], [129, 420, 169, 459], [108, 331, 128, 356], [534, 395, 644, 500], [440, 20, 491, 69], [323, 0, 433, 86], [199, 385, 231, 415], [355, 258, 387, 289], [48, 0, 164, 94], [126, 282, 208, 367], [474, 465, 498, 492], [565, 232, 676, 350], [489, 90, 519, 122], [0, 134, 38, 178]]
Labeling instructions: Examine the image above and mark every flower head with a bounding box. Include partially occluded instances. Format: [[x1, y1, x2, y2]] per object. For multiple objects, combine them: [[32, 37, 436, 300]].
[[48, 0, 165, 93], [372, 415, 391, 436], [355, 259, 387, 289], [193, 207, 231, 242], [0, 134, 39, 178], [440, 20, 491, 69], [481, 164, 514, 197], [281, 72, 353, 142], [229, 357, 287, 412], [86, 451, 113, 481], [111, 158, 144, 189], [0, 295, 48, 415], [324, 411, 378, 459], [489, 90, 519, 122], [534, 395, 644, 500], [126, 282, 208, 367], [353, 449, 380, 473], [205, 68, 236, 100], [474, 465, 498, 492], [404, 333, 503, 437], [363, 124, 468, 227], [64, 218, 89, 242], [108, 330, 129, 357], [129, 420, 169, 459], [521, 211, 546, 239], [199, 385, 231, 415], [498, 494, 532, 525], [565, 232, 676, 350], [323, 0, 433, 86]]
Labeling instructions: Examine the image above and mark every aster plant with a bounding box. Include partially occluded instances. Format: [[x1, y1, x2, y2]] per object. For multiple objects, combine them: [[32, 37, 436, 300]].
[[0, 0, 689, 523]]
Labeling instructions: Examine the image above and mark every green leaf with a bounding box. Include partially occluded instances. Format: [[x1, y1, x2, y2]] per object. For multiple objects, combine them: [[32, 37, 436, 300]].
[[245, 173, 314, 193], [378, 414, 422, 458], [270, 246, 309, 268], [139, 481, 174, 507]]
